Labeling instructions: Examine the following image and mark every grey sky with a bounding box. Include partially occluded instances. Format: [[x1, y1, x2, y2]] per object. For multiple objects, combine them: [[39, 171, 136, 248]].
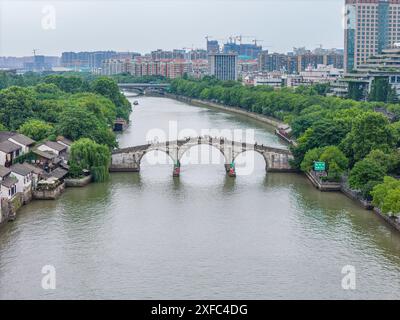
[[0, 0, 345, 57]]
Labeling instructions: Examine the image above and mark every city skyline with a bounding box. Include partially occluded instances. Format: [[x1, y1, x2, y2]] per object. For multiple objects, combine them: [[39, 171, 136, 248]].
[[0, 0, 344, 57]]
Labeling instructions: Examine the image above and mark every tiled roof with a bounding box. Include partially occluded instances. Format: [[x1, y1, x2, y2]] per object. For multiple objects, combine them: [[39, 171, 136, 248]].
[[0, 140, 21, 153], [46, 167, 68, 180], [32, 149, 57, 160], [0, 166, 11, 177], [9, 133, 35, 146], [56, 137, 73, 146], [44, 141, 67, 152], [0, 131, 15, 142], [1, 175, 17, 188], [22, 163, 44, 175], [10, 163, 33, 176]]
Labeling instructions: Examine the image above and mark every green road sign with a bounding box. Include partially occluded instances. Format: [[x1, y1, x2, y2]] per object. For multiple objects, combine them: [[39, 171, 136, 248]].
[[314, 161, 326, 171]]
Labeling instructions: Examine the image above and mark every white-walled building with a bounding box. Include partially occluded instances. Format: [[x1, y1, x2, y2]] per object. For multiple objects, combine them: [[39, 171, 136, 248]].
[[10, 163, 33, 194], [8, 134, 35, 154], [0, 166, 17, 200], [37, 141, 68, 157], [0, 132, 35, 167], [0, 141, 22, 168]]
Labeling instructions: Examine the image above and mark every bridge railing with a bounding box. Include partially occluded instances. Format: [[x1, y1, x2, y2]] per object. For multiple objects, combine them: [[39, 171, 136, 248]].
[[112, 136, 291, 155]]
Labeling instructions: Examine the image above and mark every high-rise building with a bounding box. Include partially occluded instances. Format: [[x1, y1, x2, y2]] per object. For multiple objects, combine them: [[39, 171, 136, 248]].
[[207, 40, 220, 54], [61, 51, 116, 70], [344, 0, 400, 72], [208, 53, 238, 81], [223, 42, 262, 59]]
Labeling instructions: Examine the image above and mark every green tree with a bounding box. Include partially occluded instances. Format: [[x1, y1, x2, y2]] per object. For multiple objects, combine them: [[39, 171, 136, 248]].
[[0, 86, 35, 130], [300, 147, 323, 172], [300, 146, 348, 181], [43, 75, 88, 93], [56, 107, 116, 148], [347, 82, 366, 101], [382, 189, 400, 216], [365, 149, 400, 173], [69, 138, 111, 182], [371, 176, 400, 208], [349, 158, 386, 190], [319, 146, 348, 173], [91, 77, 131, 120], [342, 112, 395, 163], [369, 77, 396, 103], [18, 119, 54, 141]]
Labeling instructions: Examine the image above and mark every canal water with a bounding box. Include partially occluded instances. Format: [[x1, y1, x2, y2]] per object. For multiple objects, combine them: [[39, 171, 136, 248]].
[[0, 97, 399, 299]]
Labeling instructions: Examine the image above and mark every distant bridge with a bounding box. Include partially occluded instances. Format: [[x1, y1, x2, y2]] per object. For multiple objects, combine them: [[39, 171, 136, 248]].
[[110, 136, 294, 176], [118, 83, 170, 95]]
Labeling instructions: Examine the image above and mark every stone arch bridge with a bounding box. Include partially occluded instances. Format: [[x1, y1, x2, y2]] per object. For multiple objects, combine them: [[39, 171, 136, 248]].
[[110, 136, 294, 176]]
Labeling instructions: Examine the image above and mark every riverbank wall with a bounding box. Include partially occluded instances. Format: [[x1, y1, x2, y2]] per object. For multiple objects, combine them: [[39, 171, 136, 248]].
[[305, 172, 341, 191], [65, 175, 92, 187], [33, 182, 65, 200], [0, 193, 23, 225]]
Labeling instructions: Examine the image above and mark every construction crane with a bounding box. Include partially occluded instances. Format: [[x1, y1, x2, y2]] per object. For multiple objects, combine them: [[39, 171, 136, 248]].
[[205, 35, 213, 42], [33, 49, 39, 57], [228, 36, 236, 44], [252, 39, 263, 46], [235, 35, 252, 45]]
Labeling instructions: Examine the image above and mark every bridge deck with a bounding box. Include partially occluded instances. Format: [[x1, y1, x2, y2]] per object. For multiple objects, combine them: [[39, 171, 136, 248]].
[[113, 137, 291, 155]]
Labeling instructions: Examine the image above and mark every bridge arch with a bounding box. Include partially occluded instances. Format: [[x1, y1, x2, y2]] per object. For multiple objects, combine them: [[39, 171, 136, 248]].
[[178, 142, 229, 167], [233, 149, 269, 172], [139, 147, 177, 166]]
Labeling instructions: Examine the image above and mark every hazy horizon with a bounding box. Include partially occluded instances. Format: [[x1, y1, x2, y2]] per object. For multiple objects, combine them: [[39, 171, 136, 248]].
[[0, 0, 345, 57]]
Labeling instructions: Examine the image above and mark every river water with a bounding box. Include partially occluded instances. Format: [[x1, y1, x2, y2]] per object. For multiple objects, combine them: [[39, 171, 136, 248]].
[[0, 96, 399, 299]]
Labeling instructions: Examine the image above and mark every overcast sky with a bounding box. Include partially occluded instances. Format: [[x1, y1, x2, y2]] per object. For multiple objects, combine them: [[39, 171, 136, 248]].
[[0, 0, 345, 57]]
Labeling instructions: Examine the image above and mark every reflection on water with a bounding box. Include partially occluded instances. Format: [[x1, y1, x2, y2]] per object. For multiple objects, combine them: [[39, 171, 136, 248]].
[[0, 97, 399, 299]]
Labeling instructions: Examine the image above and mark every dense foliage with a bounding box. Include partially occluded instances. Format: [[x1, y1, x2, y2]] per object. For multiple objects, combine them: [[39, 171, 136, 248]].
[[0, 72, 133, 183], [18, 119, 54, 141], [371, 176, 400, 217], [0, 73, 131, 148], [301, 146, 348, 182], [69, 138, 111, 182]]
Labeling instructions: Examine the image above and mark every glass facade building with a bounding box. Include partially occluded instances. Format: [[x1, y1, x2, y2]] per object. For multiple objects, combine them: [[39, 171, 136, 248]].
[[344, 0, 400, 72]]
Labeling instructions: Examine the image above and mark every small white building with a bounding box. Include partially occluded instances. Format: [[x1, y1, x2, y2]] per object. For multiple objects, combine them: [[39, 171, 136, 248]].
[[10, 163, 33, 194], [0, 166, 17, 200], [8, 134, 35, 154], [0, 140, 22, 167], [37, 141, 68, 156], [0, 132, 36, 167], [22, 163, 45, 190]]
